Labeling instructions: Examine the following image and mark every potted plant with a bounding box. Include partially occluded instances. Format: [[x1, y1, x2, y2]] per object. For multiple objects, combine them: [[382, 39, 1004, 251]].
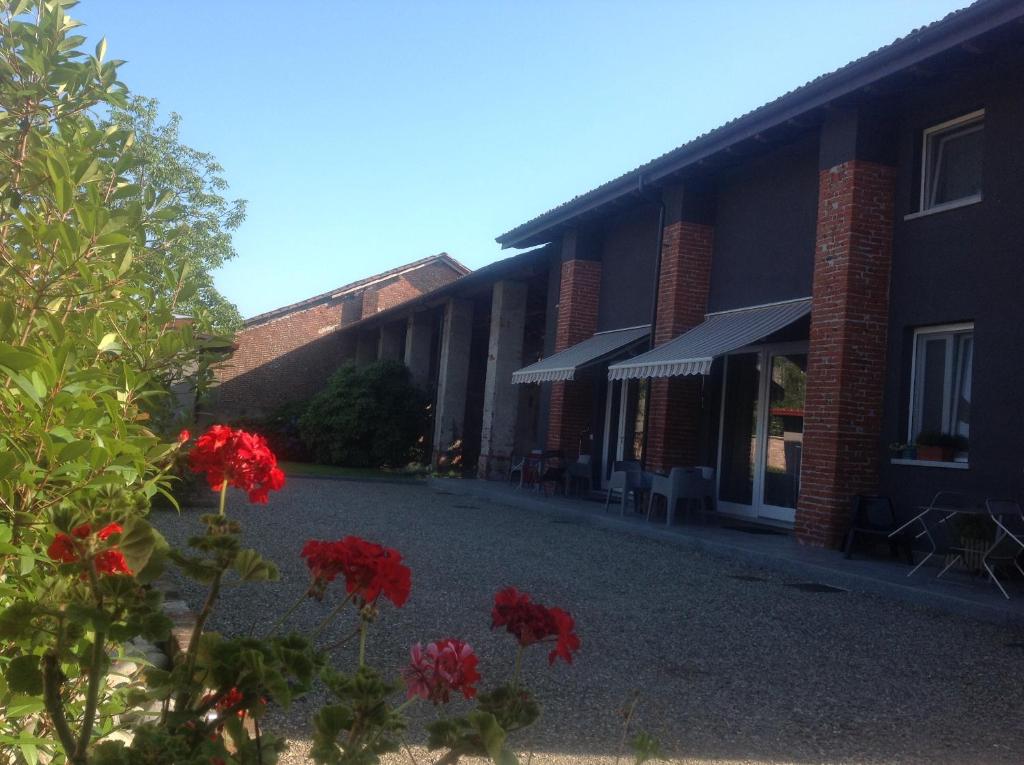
[[915, 431, 957, 462], [889, 442, 916, 460]]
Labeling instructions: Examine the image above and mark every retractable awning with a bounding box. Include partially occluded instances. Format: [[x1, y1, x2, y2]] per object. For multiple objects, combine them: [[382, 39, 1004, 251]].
[[511, 325, 650, 384], [607, 298, 811, 380]]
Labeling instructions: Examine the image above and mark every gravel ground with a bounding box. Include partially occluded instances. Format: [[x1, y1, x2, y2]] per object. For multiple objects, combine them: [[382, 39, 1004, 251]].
[[153, 477, 1024, 765]]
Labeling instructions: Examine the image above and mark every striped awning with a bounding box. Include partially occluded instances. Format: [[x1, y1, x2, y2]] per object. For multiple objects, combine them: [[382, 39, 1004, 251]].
[[607, 298, 811, 380], [512, 325, 650, 384]]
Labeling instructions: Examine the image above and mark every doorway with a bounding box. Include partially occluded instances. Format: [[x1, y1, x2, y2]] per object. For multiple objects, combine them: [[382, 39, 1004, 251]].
[[716, 343, 807, 524], [600, 379, 648, 488]]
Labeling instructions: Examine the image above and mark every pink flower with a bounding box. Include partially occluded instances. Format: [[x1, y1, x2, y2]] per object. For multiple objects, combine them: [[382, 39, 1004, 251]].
[[403, 638, 480, 704]]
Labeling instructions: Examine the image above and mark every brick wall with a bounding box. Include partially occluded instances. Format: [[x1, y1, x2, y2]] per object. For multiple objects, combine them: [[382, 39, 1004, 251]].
[[545, 259, 601, 457], [212, 259, 463, 419], [645, 221, 714, 472], [796, 160, 896, 547]]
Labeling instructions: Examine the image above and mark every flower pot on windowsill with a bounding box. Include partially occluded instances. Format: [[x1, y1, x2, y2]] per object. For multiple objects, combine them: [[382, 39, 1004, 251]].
[[916, 445, 953, 462]]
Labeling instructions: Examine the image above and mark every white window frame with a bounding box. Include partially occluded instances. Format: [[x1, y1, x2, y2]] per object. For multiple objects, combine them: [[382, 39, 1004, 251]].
[[919, 109, 984, 213], [907, 322, 974, 447]]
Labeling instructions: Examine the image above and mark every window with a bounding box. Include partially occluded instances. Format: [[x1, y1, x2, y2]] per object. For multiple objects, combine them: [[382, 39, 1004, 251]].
[[909, 324, 974, 454], [920, 110, 984, 212]]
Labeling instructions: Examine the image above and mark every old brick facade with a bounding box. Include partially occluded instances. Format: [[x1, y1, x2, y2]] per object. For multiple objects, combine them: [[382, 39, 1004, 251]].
[[645, 220, 714, 473], [211, 254, 467, 419], [796, 161, 896, 547], [545, 258, 601, 457]]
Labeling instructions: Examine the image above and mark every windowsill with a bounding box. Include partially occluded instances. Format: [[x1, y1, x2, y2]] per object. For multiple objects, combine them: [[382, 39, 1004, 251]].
[[904, 194, 982, 220], [890, 458, 970, 470]]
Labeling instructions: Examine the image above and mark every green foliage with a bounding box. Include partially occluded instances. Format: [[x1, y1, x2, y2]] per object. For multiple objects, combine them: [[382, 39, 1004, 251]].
[[104, 95, 246, 332], [299, 361, 428, 468], [0, 2, 225, 760]]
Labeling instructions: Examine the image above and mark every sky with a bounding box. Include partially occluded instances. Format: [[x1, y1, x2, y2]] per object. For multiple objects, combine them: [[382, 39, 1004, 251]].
[[80, 0, 970, 319]]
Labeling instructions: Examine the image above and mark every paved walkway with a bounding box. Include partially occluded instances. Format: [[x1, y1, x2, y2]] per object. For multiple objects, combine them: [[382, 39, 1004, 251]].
[[155, 477, 1024, 765], [433, 478, 1024, 627]]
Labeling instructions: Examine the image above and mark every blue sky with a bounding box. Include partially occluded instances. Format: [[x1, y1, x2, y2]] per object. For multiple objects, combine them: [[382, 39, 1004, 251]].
[[81, 0, 969, 318]]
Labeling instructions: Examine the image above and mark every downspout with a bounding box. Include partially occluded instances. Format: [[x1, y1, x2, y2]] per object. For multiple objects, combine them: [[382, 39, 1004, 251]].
[[637, 174, 665, 471]]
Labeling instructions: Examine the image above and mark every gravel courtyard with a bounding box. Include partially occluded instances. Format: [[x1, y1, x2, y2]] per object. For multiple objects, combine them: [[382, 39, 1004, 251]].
[[154, 477, 1024, 765]]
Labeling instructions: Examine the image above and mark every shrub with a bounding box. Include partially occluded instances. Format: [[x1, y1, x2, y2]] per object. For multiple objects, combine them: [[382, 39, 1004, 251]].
[[233, 399, 311, 463], [300, 360, 428, 468]]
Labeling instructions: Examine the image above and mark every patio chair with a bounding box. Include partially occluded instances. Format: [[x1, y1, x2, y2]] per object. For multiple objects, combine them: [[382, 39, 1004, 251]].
[[646, 467, 715, 526], [843, 495, 913, 563], [983, 499, 1024, 599], [564, 454, 592, 497], [908, 492, 974, 578], [604, 460, 644, 515]]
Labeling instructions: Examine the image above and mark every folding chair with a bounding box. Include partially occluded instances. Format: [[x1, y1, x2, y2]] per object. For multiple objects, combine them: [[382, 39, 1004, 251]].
[[983, 499, 1024, 599]]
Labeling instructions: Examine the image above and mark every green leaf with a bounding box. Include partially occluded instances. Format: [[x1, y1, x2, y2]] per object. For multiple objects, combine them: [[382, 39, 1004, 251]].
[[468, 710, 517, 764], [5, 654, 42, 695], [117, 516, 157, 575], [234, 548, 279, 582], [97, 332, 119, 352], [0, 343, 39, 371]]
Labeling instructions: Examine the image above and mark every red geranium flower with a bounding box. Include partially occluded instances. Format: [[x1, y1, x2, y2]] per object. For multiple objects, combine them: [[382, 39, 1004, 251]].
[[178, 429, 191, 444], [403, 638, 480, 704], [301, 536, 411, 607], [94, 549, 132, 575], [47, 522, 132, 576], [47, 533, 79, 563], [187, 425, 286, 504], [490, 587, 580, 665]]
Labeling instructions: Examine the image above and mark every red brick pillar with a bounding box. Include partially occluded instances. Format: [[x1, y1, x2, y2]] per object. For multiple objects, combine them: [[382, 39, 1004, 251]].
[[545, 258, 601, 457], [645, 221, 714, 473], [796, 160, 895, 547]]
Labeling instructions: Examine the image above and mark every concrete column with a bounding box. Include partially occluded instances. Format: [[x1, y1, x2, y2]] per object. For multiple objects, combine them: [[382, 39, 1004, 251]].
[[432, 298, 473, 461], [404, 312, 434, 389], [378, 323, 404, 361], [355, 330, 378, 365], [477, 281, 528, 479]]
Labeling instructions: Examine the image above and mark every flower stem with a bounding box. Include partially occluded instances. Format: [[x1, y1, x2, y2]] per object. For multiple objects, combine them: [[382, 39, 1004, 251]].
[[266, 588, 308, 637], [358, 619, 368, 668], [41, 652, 77, 760], [512, 644, 524, 690], [311, 591, 354, 640], [217, 480, 228, 516]]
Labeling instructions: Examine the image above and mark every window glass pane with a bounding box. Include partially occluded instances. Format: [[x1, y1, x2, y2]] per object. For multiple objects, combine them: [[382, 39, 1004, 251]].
[[917, 337, 948, 436], [953, 334, 973, 443], [929, 124, 983, 207], [763, 353, 806, 510], [720, 354, 759, 506]]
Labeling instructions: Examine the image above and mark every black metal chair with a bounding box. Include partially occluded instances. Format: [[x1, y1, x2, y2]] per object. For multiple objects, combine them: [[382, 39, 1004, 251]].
[[843, 495, 913, 562]]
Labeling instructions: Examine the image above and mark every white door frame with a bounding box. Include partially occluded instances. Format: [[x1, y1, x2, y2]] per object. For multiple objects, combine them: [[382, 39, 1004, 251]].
[[716, 341, 808, 524]]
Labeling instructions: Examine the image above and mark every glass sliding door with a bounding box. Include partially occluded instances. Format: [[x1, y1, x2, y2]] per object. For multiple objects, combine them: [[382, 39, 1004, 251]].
[[717, 353, 761, 514], [760, 352, 807, 521], [717, 344, 808, 524]]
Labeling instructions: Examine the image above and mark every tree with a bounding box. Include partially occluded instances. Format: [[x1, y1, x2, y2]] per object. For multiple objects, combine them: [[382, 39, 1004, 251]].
[[105, 96, 246, 330]]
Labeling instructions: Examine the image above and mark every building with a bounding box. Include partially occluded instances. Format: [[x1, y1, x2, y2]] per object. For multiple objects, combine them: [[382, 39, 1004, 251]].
[[210, 254, 468, 419], [336, 0, 1024, 548]]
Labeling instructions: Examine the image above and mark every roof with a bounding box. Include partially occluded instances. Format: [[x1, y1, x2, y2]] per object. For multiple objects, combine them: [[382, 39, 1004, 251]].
[[608, 298, 811, 380], [511, 325, 650, 384], [334, 244, 555, 335], [497, 0, 1024, 249], [244, 253, 470, 326]]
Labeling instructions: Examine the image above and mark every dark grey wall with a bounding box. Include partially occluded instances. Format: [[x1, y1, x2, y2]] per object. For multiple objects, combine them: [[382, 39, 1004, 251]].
[[708, 135, 819, 312], [879, 54, 1024, 511], [596, 205, 660, 331]]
